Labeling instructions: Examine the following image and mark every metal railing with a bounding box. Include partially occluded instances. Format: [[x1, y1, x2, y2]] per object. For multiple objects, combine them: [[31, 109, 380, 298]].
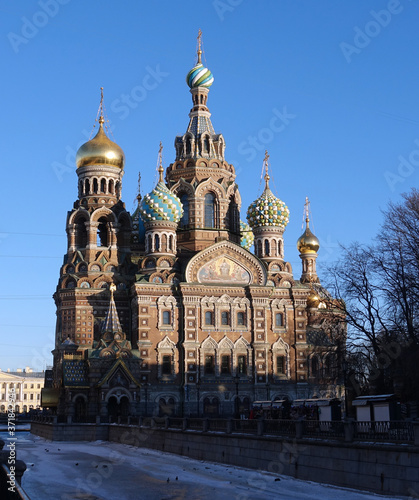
[[31, 415, 416, 444], [354, 420, 414, 442]]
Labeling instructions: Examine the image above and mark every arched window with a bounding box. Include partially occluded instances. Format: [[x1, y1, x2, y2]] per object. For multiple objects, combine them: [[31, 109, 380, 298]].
[[180, 194, 189, 228], [161, 234, 167, 252], [162, 355, 171, 375], [204, 193, 216, 228], [228, 197, 239, 233], [97, 218, 108, 247], [162, 311, 171, 325], [221, 355, 230, 374], [93, 178, 98, 194], [203, 135, 210, 153], [85, 179, 90, 195], [109, 179, 114, 194], [312, 356, 319, 377], [237, 311, 245, 326], [204, 311, 213, 326], [75, 217, 88, 248], [275, 313, 283, 327], [237, 355, 247, 375], [221, 311, 230, 326], [276, 355, 286, 375], [100, 178, 106, 193], [264, 239, 270, 256], [278, 240, 282, 257], [168, 235, 173, 251], [204, 355, 215, 375], [186, 137, 192, 155], [154, 234, 160, 252], [257, 240, 262, 257]]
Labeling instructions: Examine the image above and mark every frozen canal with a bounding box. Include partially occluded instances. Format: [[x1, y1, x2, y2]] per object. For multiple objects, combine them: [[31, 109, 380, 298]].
[[4, 432, 404, 500]]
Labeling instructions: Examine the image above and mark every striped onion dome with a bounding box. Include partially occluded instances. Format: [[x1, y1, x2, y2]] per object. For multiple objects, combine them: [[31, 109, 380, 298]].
[[186, 63, 214, 88], [139, 181, 183, 224]]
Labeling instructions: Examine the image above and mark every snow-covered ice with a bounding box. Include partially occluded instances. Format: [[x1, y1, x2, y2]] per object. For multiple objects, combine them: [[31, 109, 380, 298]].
[[4, 431, 406, 500]]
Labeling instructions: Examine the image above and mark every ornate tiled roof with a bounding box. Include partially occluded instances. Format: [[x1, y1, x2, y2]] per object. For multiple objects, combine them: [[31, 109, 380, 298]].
[[102, 288, 122, 334]]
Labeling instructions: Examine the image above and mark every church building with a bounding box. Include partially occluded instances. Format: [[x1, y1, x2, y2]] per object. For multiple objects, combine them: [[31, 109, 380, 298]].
[[47, 35, 345, 420]]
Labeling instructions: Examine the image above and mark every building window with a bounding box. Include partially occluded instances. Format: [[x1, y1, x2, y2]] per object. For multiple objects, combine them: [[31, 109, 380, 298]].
[[221, 311, 230, 326], [220, 355, 230, 374], [204, 193, 216, 228], [180, 194, 189, 228], [162, 355, 172, 375], [204, 311, 213, 326], [276, 355, 285, 375], [264, 239, 270, 256], [275, 312, 284, 327], [162, 311, 171, 325], [204, 355, 215, 375], [237, 355, 247, 375], [237, 312, 245, 326]]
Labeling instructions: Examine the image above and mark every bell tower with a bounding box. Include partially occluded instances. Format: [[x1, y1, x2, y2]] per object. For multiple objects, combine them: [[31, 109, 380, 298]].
[[54, 89, 133, 348]]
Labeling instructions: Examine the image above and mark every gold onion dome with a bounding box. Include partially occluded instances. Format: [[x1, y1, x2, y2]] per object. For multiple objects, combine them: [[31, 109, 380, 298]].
[[297, 218, 320, 254], [306, 292, 320, 308], [76, 117, 125, 169]]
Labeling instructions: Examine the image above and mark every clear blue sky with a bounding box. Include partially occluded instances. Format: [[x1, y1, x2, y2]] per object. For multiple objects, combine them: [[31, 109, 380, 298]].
[[1, 0, 418, 370]]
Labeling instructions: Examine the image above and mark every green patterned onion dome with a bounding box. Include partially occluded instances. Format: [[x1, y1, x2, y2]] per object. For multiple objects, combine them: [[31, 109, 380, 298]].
[[139, 182, 183, 224], [186, 63, 214, 88], [240, 221, 254, 250], [247, 187, 290, 230]]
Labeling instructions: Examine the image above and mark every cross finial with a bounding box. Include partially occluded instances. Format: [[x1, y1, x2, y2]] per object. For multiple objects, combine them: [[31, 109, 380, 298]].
[[197, 29, 202, 64], [136, 172, 142, 202], [158, 141, 164, 183], [98, 87, 105, 124], [304, 196, 310, 228], [263, 150, 270, 188]]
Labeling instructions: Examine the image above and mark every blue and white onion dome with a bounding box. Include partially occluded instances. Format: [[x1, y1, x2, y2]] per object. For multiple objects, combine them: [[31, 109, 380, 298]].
[[247, 182, 290, 230], [240, 221, 254, 250], [139, 181, 183, 224]]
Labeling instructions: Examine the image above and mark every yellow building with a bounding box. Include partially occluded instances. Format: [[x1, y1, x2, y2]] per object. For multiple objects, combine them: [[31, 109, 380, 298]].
[[0, 368, 45, 414]]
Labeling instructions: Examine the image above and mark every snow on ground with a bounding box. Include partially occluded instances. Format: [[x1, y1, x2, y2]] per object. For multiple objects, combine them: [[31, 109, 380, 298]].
[[2, 431, 406, 500]]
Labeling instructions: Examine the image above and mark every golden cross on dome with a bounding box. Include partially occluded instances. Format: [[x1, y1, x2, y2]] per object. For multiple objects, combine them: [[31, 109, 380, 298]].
[[158, 141, 164, 183], [303, 196, 311, 229], [264, 150, 270, 188], [197, 29, 202, 64], [98, 87, 105, 124]]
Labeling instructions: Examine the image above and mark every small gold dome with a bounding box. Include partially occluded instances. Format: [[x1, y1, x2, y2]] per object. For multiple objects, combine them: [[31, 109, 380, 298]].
[[307, 292, 320, 308], [76, 119, 125, 169], [297, 219, 320, 254]]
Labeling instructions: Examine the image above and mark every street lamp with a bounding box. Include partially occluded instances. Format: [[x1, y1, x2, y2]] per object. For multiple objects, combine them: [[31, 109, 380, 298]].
[[234, 374, 240, 419], [196, 379, 200, 418], [144, 382, 149, 417], [342, 361, 349, 418]]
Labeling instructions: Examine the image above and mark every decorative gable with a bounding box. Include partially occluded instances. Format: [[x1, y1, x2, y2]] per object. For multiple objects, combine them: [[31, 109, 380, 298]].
[[185, 240, 266, 285]]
